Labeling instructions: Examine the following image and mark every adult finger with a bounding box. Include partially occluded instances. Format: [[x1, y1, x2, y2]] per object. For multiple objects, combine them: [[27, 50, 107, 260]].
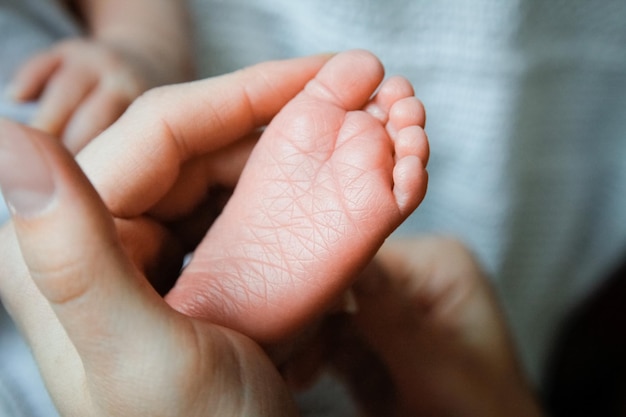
[[0, 221, 87, 411], [0, 119, 166, 368], [149, 131, 259, 220], [77, 54, 332, 218]]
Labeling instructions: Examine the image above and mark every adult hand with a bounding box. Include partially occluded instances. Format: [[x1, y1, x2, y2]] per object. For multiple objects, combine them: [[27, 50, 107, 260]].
[[0, 120, 298, 417], [282, 237, 546, 417]]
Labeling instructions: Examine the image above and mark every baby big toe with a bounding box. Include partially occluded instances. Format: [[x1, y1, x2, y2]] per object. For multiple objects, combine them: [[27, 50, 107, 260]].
[[305, 50, 384, 110]]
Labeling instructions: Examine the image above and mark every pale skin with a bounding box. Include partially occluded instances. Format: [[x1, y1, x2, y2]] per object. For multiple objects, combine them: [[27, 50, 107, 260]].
[[0, 50, 428, 416], [0, 51, 543, 416], [6, 0, 193, 152]]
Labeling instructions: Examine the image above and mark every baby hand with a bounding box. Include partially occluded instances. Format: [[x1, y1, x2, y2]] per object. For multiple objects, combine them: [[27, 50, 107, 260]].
[[7, 38, 151, 152]]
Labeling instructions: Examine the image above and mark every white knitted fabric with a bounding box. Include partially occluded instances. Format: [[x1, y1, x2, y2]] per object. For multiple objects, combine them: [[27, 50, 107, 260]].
[[190, 0, 626, 385]]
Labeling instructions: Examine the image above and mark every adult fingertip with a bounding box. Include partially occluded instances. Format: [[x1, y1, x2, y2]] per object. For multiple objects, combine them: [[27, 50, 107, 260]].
[[0, 119, 56, 218]]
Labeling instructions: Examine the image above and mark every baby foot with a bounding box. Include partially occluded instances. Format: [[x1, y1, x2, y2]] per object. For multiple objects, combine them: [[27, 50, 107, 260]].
[[166, 50, 429, 342]]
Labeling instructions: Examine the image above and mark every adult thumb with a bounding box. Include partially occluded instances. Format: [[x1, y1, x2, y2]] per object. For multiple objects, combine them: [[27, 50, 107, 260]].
[[0, 119, 161, 363]]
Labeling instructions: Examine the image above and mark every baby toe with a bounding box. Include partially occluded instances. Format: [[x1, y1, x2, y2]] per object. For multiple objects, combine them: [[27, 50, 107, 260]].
[[395, 125, 429, 166], [365, 76, 415, 124], [304, 50, 384, 110], [393, 155, 427, 217], [387, 97, 426, 138]]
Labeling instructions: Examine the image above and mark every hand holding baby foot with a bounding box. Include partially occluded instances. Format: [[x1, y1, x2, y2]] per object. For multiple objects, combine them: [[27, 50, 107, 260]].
[[0, 51, 439, 417], [66, 50, 428, 345], [10, 49, 428, 346]]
